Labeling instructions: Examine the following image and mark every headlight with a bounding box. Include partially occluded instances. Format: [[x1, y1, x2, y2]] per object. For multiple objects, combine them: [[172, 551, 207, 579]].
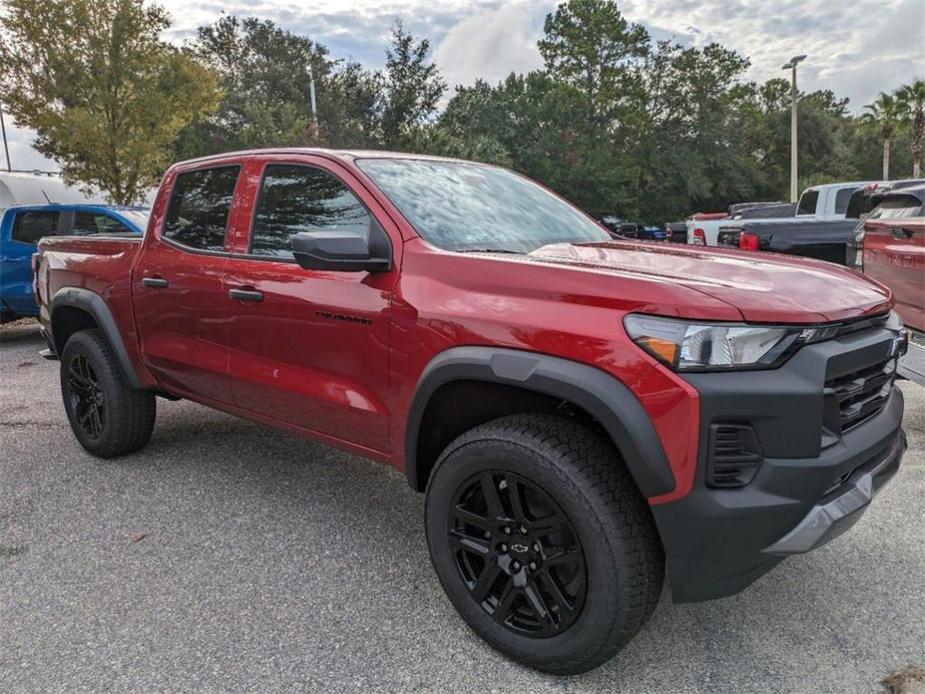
[[624, 314, 803, 371]]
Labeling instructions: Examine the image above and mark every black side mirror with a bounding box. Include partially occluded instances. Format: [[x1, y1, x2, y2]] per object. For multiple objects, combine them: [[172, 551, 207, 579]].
[[291, 221, 392, 272]]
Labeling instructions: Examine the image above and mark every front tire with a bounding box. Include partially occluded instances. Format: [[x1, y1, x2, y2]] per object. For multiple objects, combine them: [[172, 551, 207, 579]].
[[60, 329, 156, 458], [425, 414, 664, 675]]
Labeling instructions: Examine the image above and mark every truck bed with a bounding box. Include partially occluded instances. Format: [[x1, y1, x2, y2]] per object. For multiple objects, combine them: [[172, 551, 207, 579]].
[[35, 235, 146, 378], [36, 235, 142, 307], [717, 219, 857, 265]]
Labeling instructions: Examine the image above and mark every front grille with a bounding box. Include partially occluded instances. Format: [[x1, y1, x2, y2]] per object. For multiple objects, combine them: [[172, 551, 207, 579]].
[[825, 359, 895, 432]]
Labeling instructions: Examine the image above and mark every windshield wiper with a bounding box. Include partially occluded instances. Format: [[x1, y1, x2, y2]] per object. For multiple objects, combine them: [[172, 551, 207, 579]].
[[456, 248, 524, 254]]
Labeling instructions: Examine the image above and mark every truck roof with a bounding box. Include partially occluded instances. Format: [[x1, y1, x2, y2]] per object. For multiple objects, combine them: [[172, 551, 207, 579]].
[[168, 147, 475, 171], [804, 180, 881, 193], [3, 203, 147, 213], [879, 183, 925, 203]]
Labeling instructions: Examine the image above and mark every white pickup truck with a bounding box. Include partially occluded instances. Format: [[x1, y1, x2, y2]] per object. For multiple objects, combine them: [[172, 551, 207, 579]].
[[688, 181, 878, 246]]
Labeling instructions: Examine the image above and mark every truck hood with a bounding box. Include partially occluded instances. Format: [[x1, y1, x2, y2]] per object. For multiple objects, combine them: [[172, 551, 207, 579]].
[[525, 241, 892, 323]]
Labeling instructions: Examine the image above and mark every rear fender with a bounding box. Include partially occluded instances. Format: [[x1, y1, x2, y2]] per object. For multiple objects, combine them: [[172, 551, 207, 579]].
[[50, 287, 141, 388]]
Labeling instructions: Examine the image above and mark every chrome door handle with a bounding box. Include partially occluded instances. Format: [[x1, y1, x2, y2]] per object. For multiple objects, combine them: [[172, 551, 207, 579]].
[[228, 288, 263, 302], [142, 277, 169, 288]]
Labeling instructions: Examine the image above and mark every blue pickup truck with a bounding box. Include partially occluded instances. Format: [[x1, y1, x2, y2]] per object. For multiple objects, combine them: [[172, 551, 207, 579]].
[[0, 204, 147, 322]]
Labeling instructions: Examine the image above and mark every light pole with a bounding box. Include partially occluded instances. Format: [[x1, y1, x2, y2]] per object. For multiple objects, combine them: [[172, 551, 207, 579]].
[[781, 54, 806, 202], [0, 106, 11, 172], [308, 65, 318, 127]]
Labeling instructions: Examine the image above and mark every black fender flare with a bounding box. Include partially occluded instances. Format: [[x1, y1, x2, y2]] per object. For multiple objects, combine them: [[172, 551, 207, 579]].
[[404, 346, 676, 497], [50, 287, 142, 388]]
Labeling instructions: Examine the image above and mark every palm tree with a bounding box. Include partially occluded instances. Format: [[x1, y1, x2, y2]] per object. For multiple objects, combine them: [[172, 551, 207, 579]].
[[896, 79, 925, 177], [863, 92, 904, 180]]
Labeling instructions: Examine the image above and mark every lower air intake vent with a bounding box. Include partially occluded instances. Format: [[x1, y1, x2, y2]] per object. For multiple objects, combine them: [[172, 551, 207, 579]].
[[706, 424, 763, 488]]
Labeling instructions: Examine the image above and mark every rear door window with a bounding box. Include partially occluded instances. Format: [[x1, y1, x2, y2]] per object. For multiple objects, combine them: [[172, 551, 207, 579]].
[[834, 187, 855, 215], [797, 190, 819, 216], [73, 212, 133, 236], [163, 166, 240, 252], [11, 211, 61, 244]]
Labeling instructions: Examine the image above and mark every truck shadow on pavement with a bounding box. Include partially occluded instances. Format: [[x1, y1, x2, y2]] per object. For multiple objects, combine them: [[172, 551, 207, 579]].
[[139, 396, 924, 691]]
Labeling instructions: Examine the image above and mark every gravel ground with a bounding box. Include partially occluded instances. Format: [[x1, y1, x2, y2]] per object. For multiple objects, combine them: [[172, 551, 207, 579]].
[[1, 319, 923, 693]]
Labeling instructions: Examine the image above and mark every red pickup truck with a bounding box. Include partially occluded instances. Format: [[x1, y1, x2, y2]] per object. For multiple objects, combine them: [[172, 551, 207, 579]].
[[34, 149, 908, 674], [848, 184, 925, 332]]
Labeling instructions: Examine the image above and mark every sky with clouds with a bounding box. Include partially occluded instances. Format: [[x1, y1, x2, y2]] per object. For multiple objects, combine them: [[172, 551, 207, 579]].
[[3, 0, 923, 171]]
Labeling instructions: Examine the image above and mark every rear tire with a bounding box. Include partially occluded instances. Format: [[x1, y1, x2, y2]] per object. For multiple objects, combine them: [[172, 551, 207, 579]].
[[60, 329, 155, 457], [425, 413, 664, 675]]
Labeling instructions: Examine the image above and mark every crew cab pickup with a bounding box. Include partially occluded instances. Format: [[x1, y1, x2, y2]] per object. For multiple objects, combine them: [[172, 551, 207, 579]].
[[33, 150, 908, 675]]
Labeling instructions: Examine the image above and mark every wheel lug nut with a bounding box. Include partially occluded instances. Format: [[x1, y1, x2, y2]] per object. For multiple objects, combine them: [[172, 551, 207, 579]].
[[503, 527, 511, 535], [529, 562, 536, 570], [520, 526, 528, 535], [500, 544, 508, 553], [512, 561, 520, 570], [533, 543, 540, 552]]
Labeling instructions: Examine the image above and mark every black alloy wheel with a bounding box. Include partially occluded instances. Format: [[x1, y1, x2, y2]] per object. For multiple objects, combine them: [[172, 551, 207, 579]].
[[425, 414, 665, 675], [59, 329, 156, 458], [448, 470, 586, 636], [65, 352, 106, 438]]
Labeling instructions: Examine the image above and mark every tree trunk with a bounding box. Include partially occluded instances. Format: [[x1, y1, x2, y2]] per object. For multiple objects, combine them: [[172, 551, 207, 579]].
[[883, 137, 890, 180]]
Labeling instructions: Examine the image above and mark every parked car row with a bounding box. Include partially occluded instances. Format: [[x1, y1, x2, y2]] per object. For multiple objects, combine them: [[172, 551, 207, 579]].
[[718, 179, 924, 265], [687, 182, 873, 247]]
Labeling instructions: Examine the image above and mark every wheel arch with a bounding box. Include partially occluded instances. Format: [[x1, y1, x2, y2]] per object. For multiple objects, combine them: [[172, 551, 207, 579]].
[[405, 347, 676, 498], [50, 287, 141, 388]]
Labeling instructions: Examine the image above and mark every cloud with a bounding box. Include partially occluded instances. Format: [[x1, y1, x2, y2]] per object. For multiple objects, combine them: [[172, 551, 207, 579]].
[[6, 0, 924, 171], [433, 1, 552, 90], [621, 0, 925, 109], [0, 120, 57, 172]]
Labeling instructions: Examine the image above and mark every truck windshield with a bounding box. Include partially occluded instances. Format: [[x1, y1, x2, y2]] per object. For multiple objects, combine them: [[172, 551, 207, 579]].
[[356, 158, 610, 253]]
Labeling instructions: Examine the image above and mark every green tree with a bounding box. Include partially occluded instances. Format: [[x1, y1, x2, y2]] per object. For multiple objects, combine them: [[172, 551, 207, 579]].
[[322, 61, 384, 148], [381, 20, 446, 148], [538, 0, 649, 127], [175, 16, 332, 157], [863, 92, 905, 180], [896, 79, 925, 176], [636, 41, 754, 219], [0, 0, 220, 203]]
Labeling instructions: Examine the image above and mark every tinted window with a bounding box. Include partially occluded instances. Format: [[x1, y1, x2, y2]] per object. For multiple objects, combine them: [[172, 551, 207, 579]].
[[357, 159, 609, 253], [11, 211, 59, 244], [250, 165, 371, 259], [868, 196, 923, 220], [845, 189, 866, 219], [73, 212, 132, 236], [797, 190, 819, 216], [834, 187, 855, 215], [163, 166, 240, 251]]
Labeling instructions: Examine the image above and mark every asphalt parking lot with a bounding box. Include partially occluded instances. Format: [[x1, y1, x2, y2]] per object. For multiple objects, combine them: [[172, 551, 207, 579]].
[[1, 319, 923, 693]]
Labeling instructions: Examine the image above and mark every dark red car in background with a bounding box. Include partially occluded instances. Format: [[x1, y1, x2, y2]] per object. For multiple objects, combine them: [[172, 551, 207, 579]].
[[848, 184, 925, 383], [849, 184, 925, 331]]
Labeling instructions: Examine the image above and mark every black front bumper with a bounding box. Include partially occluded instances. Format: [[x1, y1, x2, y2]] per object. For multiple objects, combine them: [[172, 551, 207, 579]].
[[651, 323, 907, 603]]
